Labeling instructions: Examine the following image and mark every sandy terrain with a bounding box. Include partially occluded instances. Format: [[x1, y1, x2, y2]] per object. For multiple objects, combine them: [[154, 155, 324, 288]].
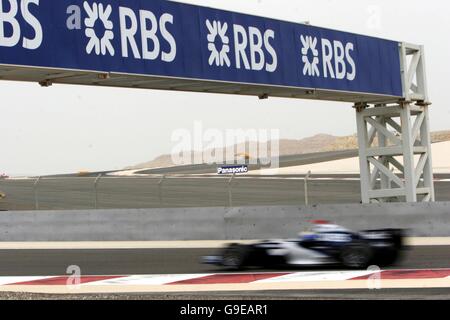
[[256, 141, 450, 175]]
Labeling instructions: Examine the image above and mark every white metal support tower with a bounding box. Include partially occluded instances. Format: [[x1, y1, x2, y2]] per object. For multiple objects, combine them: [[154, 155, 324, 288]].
[[355, 43, 435, 203]]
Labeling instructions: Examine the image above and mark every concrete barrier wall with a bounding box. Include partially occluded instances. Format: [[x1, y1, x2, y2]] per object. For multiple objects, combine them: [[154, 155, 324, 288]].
[[0, 202, 449, 241]]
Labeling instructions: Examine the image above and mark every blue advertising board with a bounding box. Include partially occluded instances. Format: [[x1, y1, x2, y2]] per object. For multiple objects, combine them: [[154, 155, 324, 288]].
[[0, 0, 403, 97]]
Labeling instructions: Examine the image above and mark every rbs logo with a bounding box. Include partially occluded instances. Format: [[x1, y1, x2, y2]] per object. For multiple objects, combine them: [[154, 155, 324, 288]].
[[206, 19, 278, 73], [0, 0, 42, 49], [300, 34, 356, 81], [66, 2, 176, 62]]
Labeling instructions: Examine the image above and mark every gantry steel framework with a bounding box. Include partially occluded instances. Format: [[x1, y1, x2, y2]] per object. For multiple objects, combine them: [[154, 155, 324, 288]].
[[355, 43, 434, 203]]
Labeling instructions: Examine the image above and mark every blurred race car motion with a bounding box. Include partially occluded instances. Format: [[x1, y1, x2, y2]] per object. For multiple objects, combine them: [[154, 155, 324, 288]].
[[203, 221, 406, 270]]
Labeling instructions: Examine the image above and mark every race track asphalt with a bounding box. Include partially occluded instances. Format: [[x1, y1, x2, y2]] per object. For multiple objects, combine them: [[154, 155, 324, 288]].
[[0, 246, 448, 277]]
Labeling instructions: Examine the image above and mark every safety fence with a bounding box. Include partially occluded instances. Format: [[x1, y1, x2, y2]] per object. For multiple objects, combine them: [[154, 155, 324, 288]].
[[1, 175, 449, 211], [0, 175, 362, 211]]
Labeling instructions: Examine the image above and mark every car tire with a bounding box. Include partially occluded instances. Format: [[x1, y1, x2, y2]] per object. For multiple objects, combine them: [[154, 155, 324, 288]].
[[339, 241, 372, 269], [378, 249, 400, 267], [222, 244, 250, 270]]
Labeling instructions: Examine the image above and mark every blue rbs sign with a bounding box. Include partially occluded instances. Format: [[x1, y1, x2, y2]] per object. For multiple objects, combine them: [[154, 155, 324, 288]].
[[0, 0, 403, 97]]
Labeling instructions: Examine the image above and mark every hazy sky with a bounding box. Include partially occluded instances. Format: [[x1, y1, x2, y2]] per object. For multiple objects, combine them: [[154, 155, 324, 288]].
[[1, 0, 449, 176]]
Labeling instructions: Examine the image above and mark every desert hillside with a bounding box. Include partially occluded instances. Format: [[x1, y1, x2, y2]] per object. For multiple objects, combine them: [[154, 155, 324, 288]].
[[129, 130, 450, 169]]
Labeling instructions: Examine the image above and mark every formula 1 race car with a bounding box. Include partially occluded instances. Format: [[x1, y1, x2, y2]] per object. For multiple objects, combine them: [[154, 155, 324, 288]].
[[202, 222, 405, 270]]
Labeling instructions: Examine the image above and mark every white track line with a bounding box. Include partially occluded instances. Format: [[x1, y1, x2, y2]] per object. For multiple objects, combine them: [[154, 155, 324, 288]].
[[0, 238, 448, 250], [0, 276, 55, 286], [255, 271, 377, 283], [84, 274, 213, 286], [406, 238, 450, 246], [0, 240, 257, 250]]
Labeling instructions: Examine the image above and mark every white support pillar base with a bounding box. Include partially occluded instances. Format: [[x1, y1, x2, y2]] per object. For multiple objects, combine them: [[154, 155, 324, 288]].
[[355, 102, 435, 204]]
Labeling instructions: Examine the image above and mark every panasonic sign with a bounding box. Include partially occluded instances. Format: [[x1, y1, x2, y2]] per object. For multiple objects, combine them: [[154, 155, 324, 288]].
[[217, 165, 249, 175], [0, 0, 403, 97]]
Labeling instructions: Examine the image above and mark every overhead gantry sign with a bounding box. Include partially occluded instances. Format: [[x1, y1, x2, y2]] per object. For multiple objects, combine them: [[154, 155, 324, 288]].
[[0, 0, 434, 203]]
